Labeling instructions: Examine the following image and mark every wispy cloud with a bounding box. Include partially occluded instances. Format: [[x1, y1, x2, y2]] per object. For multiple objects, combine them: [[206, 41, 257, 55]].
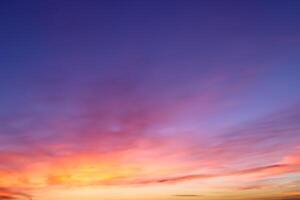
[[173, 194, 203, 197], [0, 188, 31, 200]]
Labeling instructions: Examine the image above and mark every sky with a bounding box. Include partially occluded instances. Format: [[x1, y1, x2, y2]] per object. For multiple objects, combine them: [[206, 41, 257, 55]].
[[0, 1, 300, 200]]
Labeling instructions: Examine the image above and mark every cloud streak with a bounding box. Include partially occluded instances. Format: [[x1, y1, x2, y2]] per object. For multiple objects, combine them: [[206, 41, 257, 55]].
[[0, 188, 31, 200]]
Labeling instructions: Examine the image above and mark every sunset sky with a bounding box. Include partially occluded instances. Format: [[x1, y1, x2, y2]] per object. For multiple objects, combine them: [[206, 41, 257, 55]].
[[1, 1, 300, 200]]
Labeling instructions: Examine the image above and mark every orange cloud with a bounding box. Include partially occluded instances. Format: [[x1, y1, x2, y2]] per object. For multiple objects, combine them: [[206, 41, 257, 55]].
[[0, 188, 31, 200]]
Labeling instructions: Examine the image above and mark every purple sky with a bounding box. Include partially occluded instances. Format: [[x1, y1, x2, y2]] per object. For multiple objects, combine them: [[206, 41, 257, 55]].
[[0, 1, 300, 200]]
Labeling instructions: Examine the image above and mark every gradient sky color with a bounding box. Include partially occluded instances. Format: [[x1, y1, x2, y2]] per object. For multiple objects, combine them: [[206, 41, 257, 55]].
[[1, 1, 300, 200]]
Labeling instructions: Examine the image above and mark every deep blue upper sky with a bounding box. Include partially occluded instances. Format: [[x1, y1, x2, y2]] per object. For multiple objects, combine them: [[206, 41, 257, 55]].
[[1, 0, 300, 118]]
